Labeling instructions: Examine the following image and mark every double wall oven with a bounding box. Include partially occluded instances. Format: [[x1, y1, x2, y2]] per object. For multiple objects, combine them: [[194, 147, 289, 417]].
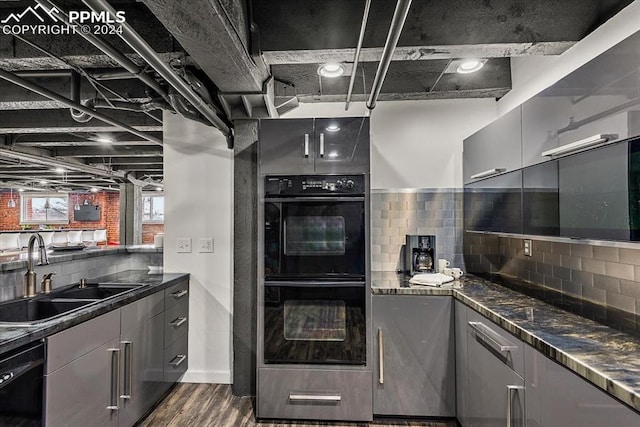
[[257, 173, 372, 421], [262, 175, 367, 365]]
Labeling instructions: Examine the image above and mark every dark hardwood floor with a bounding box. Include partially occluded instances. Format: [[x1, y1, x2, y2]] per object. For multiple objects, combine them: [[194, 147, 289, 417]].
[[139, 383, 456, 427]]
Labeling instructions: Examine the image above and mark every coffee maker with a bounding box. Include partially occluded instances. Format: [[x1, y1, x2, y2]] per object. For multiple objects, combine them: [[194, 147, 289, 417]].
[[404, 235, 436, 276]]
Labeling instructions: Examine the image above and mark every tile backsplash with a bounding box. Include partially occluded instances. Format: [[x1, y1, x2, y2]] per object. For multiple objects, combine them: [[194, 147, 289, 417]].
[[464, 232, 640, 315], [371, 190, 463, 272]]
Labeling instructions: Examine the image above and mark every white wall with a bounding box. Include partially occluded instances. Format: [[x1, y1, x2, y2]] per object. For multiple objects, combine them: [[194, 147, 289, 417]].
[[284, 99, 497, 189], [163, 112, 234, 383], [500, 0, 640, 115]]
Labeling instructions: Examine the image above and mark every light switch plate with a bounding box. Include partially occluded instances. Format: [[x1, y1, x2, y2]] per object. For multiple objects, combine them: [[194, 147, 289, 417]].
[[177, 237, 192, 253], [199, 237, 214, 253], [523, 239, 532, 257]]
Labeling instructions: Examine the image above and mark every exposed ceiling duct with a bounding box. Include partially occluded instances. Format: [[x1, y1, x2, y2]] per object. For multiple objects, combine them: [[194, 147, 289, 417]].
[[81, 0, 234, 148]]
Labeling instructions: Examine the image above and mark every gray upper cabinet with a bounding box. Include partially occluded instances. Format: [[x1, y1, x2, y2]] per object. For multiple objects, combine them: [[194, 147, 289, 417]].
[[524, 344, 640, 427], [259, 118, 315, 174], [372, 295, 455, 417], [522, 30, 640, 168], [463, 106, 522, 185], [259, 117, 370, 174]]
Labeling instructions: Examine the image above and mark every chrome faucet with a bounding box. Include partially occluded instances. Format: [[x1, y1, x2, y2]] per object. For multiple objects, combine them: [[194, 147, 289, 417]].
[[24, 233, 50, 297]]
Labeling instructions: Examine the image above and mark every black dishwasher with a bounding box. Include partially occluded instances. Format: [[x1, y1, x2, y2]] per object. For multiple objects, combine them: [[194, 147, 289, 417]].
[[0, 341, 44, 427]]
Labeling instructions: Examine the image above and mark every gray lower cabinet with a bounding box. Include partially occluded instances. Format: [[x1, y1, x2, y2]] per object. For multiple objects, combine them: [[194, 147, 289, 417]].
[[524, 344, 640, 426], [372, 295, 455, 417], [455, 301, 470, 426], [257, 368, 372, 421], [460, 305, 525, 427], [118, 292, 166, 427], [45, 281, 190, 427], [45, 310, 121, 427]]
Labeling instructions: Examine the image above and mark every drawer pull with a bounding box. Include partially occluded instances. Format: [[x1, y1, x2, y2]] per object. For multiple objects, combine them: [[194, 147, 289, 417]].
[[378, 328, 384, 385], [120, 341, 132, 400], [169, 317, 187, 327], [468, 321, 517, 353], [289, 393, 341, 402], [169, 354, 187, 367], [170, 289, 188, 299]]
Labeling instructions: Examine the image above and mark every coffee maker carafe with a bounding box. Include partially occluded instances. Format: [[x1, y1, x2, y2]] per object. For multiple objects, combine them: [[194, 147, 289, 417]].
[[405, 235, 436, 276]]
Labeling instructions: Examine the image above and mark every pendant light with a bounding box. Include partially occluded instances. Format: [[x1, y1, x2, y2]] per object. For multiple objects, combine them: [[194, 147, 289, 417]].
[[44, 197, 51, 210], [74, 193, 80, 211], [7, 188, 16, 208]]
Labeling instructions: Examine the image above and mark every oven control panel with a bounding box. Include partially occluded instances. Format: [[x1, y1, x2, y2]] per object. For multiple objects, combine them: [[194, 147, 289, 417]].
[[265, 175, 366, 196]]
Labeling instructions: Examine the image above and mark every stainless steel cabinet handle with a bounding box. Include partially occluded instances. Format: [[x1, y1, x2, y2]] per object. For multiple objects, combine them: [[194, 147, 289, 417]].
[[319, 133, 325, 157], [304, 134, 310, 158], [468, 321, 518, 353], [170, 289, 188, 299], [169, 317, 187, 327], [378, 328, 384, 385], [120, 341, 132, 400], [506, 385, 525, 427], [470, 168, 507, 180], [289, 393, 341, 402], [107, 348, 121, 410], [169, 354, 187, 367]]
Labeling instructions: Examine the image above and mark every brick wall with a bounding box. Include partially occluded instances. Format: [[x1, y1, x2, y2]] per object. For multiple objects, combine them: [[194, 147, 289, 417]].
[[142, 223, 164, 244], [0, 190, 119, 242]]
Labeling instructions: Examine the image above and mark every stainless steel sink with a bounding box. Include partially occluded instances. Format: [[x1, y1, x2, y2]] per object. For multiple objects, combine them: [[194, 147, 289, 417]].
[[0, 283, 146, 326]]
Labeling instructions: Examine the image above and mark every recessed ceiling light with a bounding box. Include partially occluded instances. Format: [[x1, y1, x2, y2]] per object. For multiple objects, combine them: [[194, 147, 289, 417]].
[[326, 124, 341, 132], [18, 188, 24, 192], [96, 137, 112, 144], [39, 180, 47, 185], [317, 63, 345, 78], [54, 167, 65, 173], [456, 60, 484, 74], [90, 187, 98, 193], [155, 187, 163, 192]]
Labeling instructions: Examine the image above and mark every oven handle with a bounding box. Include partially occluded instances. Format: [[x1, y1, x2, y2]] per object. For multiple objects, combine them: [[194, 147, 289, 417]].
[[264, 281, 366, 287], [264, 196, 365, 202]]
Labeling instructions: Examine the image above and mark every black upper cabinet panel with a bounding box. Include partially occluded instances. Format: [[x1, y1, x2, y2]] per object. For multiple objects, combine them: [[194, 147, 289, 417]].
[[260, 119, 315, 174], [314, 117, 370, 174], [464, 170, 522, 234], [522, 30, 640, 168], [523, 161, 559, 236]]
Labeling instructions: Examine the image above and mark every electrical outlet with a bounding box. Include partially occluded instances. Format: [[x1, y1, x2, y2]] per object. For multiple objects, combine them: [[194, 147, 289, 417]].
[[176, 237, 192, 253], [199, 237, 214, 253], [523, 239, 532, 257]]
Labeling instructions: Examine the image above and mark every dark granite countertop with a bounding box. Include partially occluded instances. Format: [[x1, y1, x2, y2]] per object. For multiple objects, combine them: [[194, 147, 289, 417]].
[[372, 271, 640, 413], [0, 269, 187, 354], [0, 245, 162, 272]]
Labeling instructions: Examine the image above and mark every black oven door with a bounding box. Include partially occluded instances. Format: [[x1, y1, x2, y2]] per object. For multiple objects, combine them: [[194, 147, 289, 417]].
[[0, 342, 44, 426], [264, 199, 365, 281], [263, 284, 366, 365]]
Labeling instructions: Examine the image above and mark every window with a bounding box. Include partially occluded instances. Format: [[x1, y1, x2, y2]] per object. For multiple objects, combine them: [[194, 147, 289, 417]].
[[20, 193, 69, 225], [143, 193, 164, 223]]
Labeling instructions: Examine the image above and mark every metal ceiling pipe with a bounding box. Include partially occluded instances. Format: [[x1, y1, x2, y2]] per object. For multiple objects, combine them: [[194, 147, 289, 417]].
[[0, 68, 163, 146], [90, 70, 138, 81], [366, 0, 413, 110], [71, 98, 169, 123], [81, 0, 233, 144], [345, 0, 372, 111], [126, 173, 163, 189], [0, 147, 126, 179], [35, 0, 171, 105]]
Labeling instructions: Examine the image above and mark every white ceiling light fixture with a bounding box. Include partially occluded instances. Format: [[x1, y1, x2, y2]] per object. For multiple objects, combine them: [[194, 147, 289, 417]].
[[317, 63, 346, 78], [54, 167, 65, 173], [7, 188, 16, 208], [155, 187, 163, 192], [456, 59, 484, 74], [90, 187, 99, 193], [326, 124, 341, 132]]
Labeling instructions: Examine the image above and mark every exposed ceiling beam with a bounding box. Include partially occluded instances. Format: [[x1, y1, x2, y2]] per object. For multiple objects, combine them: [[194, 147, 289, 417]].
[[0, 53, 185, 72], [89, 157, 163, 165], [113, 164, 163, 171], [263, 42, 577, 65], [296, 87, 511, 103], [141, 0, 270, 93], [0, 126, 162, 134], [14, 139, 160, 147], [53, 146, 162, 157]]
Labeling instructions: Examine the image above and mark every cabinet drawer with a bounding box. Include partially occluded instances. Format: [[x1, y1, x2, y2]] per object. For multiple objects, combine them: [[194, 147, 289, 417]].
[[257, 368, 373, 421], [466, 307, 524, 377], [121, 291, 164, 327], [164, 280, 189, 311], [46, 310, 120, 374], [164, 299, 189, 348], [163, 333, 188, 383]]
